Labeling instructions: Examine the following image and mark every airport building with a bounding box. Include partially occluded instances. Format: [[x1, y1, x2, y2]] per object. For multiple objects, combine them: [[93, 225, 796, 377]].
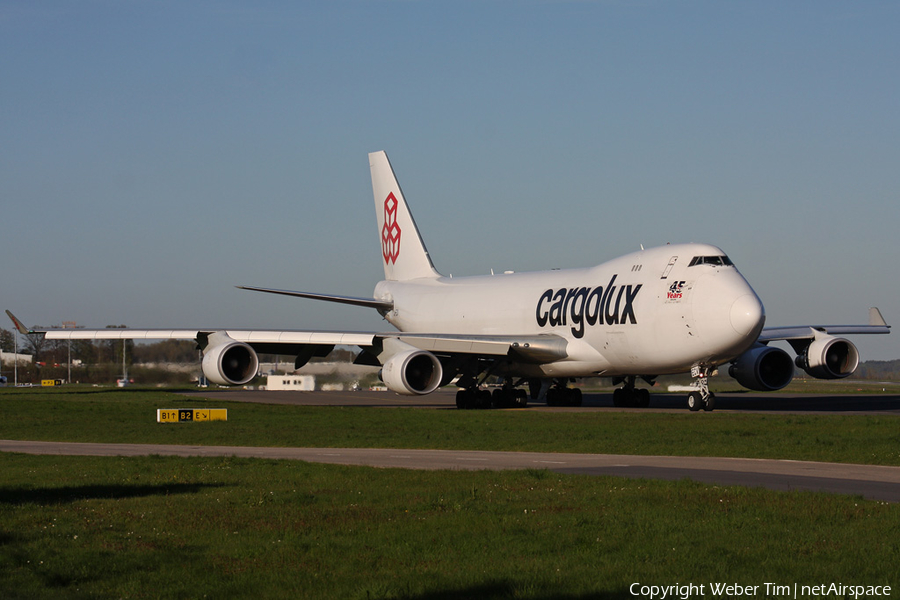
[[265, 375, 315, 391], [0, 351, 33, 366]]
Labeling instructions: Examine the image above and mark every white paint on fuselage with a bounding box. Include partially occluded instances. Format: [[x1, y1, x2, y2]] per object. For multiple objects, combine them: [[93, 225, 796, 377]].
[[374, 243, 765, 378]]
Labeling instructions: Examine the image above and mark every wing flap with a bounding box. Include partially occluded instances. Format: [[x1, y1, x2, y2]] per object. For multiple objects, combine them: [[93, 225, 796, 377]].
[[394, 333, 569, 362], [234, 331, 375, 346], [398, 335, 510, 356], [42, 329, 200, 341], [39, 328, 377, 347]]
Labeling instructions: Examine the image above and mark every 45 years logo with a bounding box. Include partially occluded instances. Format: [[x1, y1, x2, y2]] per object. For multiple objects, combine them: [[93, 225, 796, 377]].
[[666, 280, 690, 303], [668, 281, 685, 299]]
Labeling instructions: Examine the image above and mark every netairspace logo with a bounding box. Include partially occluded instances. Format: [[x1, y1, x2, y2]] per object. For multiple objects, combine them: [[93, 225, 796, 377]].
[[629, 582, 892, 600]]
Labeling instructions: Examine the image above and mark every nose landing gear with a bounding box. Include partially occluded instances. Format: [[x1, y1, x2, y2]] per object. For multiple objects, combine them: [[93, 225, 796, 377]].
[[687, 365, 716, 412]]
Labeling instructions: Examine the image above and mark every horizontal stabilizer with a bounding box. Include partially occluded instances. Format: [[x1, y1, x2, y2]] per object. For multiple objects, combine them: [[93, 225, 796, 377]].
[[237, 286, 394, 312]]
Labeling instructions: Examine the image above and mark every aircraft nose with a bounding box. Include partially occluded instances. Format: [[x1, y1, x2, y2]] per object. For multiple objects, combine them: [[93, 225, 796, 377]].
[[730, 293, 765, 338], [691, 271, 765, 355]]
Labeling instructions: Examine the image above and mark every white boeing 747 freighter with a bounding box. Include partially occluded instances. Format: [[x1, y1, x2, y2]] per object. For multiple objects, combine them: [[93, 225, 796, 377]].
[[8, 151, 890, 410]]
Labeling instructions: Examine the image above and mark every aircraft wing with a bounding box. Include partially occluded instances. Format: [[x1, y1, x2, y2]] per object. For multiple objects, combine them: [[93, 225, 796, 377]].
[[8, 310, 568, 365], [37, 328, 377, 347], [758, 307, 890, 343], [35, 328, 567, 362]]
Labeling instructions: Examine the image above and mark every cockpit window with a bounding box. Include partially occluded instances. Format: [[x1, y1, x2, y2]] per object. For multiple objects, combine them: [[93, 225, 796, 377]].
[[688, 255, 734, 267]]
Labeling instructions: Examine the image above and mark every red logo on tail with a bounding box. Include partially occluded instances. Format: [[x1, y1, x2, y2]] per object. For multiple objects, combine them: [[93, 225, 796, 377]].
[[381, 193, 401, 265]]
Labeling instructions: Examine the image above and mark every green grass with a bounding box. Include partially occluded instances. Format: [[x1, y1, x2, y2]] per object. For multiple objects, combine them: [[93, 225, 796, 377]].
[[2, 387, 900, 465], [596, 376, 900, 395], [1, 453, 898, 599], [2, 387, 900, 598]]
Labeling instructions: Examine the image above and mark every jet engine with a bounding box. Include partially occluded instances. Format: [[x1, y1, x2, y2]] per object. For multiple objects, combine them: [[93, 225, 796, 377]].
[[795, 336, 858, 379], [201, 333, 259, 386], [380, 347, 443, 395], [728, 344, 794, 391]]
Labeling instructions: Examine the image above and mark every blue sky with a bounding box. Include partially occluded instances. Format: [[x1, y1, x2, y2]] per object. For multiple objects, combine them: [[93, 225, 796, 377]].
[[2, 1, 898, 360]]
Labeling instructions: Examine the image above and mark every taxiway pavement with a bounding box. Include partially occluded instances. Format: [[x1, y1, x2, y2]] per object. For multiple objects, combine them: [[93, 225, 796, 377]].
[[4, 388, 899, 501], [183, 387, 900, 415], [3, 440, 899, 501]]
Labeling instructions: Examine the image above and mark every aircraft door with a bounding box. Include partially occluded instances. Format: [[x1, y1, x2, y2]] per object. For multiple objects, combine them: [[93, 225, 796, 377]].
[[661, 256, 678, 280]]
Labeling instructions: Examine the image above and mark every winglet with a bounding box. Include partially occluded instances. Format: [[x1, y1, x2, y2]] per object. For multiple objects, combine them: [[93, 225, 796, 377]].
[[5, 310, 32, 335], [870, 307, 888, 328]]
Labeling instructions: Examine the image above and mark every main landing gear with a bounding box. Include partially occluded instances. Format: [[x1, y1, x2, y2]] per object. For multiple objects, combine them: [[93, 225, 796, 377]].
[[611, 376, 651, 408], [545, 379, 583, 407], [687, 365, 716, 412], [456, 386, 528, 409]]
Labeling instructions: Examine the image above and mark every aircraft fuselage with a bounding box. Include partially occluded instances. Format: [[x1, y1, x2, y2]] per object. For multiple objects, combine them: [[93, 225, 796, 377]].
[[376, 242, 765, 378]]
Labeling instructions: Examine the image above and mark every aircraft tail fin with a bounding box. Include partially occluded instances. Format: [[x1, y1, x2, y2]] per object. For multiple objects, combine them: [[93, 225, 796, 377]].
[[369, 151, 440, 281]]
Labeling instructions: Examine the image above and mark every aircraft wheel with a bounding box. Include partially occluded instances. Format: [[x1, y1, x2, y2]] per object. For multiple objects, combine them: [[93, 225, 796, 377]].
[[492, 389, 519, 409], [515, 388, 528, 408], [569, 388, 583, 407], [687, 392, 703, 412], [703, 393, 716, 412], [477, 389, 492, 409], [456, 389, 471, 410], [636, 388, 650, 408], [546, 388, 559, 406], [612, 388, 624, 407], [572, 389, 584, 406]]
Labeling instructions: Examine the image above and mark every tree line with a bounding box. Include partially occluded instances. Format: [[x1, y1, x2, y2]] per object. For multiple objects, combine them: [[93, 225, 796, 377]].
[[1, 326, 198, 365], [0, 327, 360, 385], [0, 326, 199, 385], [853, 360, 900, 381]]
